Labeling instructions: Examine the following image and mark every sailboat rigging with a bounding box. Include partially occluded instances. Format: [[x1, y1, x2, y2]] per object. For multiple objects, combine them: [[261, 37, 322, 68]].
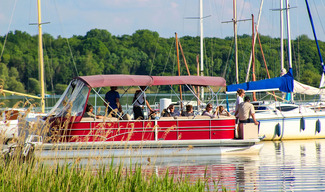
[[0, 0, 47, 113], [37, 0, 46, 113], [226, 0, 325, 141], [305, 0, 325, 90]]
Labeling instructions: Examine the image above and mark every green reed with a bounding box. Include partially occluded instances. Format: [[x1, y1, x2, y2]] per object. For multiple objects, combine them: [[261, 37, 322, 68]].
[[0, 101, 234, 192], [0, 157, 231, 192]]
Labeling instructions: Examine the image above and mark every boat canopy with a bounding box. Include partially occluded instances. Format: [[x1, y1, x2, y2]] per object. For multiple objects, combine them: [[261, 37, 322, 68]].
[[77, 75, 153, 88], [77, 74, 226, 88], [226, 68, 294, 94], [152, 76, 226, 86]]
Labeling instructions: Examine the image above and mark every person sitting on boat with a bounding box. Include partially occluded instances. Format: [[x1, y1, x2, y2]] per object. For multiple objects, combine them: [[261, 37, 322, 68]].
[[236, 96, 259, 125], [162, 104, 180, 117], [217, 105, 230, 116], [181, 104, 194, 117], [235, 96, 259, 139], [84, 104, 104, 119], [202, 103, 217, 118], [132, 86, 154, 120], [234, 89, 245, 123], [104, 86, 122, 117]]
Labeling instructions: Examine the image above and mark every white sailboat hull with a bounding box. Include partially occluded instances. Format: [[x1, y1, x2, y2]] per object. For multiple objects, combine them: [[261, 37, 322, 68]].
[[256, 109, 325, 140]]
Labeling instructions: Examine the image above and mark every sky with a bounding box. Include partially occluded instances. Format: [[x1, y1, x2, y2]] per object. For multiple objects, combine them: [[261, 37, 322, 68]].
[[1, 0, 325, 41]]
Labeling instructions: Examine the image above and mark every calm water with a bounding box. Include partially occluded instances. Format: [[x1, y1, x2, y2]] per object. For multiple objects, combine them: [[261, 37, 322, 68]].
[[135, 139, 325, 191], [5, 95, 325, 190], [40, 139, 325, 191]]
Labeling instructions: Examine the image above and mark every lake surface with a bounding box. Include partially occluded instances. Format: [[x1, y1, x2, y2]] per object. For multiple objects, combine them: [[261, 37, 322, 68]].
[[4, 94, 325, 190], [40, 139, 325, 191], [135, 139, 325, 191]]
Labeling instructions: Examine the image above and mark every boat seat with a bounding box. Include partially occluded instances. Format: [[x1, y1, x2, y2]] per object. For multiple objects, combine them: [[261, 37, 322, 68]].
[[192, 115, 211, 119], [213, 115, 235, 119], [101, 117, 119, 122], [81, 117, 119, 122], [81, 117, 95, 122], [159, 117, 175, 120], [174, 116, 190, 120]]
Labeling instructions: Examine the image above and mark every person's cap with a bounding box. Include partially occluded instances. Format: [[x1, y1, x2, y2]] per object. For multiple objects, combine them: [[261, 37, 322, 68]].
[[244, 96, 250, 101]]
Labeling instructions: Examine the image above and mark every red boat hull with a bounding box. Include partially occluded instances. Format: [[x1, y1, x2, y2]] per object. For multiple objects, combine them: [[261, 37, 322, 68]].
[[55, 118, 236, 142]]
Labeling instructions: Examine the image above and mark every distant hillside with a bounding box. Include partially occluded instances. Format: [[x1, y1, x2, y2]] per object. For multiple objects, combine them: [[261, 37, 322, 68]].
[[0, 29, 323, 94]]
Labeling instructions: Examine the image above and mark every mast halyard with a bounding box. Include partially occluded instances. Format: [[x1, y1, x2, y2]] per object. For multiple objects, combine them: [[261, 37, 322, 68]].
[[305, 0, 325, 89], [245, 0, 264, 83], [200, 0, 204, 101], [233, 0, 238, 84], [280, 0, 284, 72], [286, 0, 292, 70], [222, 1, 251, 84], [37, 0, 45, 113]]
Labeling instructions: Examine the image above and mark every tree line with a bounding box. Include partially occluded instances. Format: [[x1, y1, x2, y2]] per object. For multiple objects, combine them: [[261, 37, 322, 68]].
[[0, 29, 323, 95]]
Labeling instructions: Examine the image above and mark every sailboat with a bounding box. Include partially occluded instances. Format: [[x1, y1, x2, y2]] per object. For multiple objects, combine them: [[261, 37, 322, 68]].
[[0, 0, 47, 142], [226, 0, 325, 140]]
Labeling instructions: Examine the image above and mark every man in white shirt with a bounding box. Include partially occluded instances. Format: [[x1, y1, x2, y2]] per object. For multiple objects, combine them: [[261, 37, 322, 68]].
[[234, 89, 245, 123]]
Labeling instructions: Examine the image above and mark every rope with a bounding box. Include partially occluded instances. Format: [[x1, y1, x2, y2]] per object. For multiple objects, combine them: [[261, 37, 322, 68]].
[[152, 39, 175, 103], [53, 0, 79, 77], [149, 36, 160, 76], [0, 0, 18, 62], [222, 40, 234, 80], [313, 0, 325, 35]]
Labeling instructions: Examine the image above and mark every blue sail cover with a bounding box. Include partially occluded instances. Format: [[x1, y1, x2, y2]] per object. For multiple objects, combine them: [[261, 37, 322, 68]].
[[227, 68, 294, 93]]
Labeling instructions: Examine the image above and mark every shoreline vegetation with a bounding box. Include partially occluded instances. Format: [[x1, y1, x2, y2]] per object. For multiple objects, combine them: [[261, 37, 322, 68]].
[[0, 101, 235, 192], [1, 149, 233, 192], [0, 29, 323, 96], [0, 157, 232, 192]]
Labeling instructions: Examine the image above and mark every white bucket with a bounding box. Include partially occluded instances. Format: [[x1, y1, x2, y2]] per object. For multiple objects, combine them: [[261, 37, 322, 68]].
[[160, 98, 172, 113]]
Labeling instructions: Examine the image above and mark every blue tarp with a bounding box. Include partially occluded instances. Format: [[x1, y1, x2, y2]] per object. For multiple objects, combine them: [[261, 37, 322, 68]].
[[227, 68, 294, 93]]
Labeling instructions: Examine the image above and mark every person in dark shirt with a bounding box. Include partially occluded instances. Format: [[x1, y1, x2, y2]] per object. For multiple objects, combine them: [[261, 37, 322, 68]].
[[104, 86, 122, 117], [132, 86, 154, 120]]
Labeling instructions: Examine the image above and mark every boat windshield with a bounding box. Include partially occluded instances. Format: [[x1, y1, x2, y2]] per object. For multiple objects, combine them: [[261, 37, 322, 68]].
[[276, 106, 298, 112], [47, 79, 89, 117]]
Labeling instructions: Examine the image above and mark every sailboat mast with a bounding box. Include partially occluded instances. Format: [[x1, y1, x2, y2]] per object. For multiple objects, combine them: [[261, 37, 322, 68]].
[[285, 0, 292, 69], [251, 14, 257, 101], [280, 0, 284, 71], [285, 0, 293, 102], [200, 0, 204, 101], [37, 0, 45, 113], [233, 0, 238, 84], [305, 0, 325, 90], [245, 0, 264, 83]]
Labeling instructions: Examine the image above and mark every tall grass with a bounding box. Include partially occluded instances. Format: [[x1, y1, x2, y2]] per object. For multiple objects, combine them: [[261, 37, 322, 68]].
[[0, 157, 232, 192], [0, 101, 235, 192]]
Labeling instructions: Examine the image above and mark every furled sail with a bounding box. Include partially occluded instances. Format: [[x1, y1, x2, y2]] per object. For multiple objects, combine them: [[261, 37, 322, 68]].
[[227, 69, 294, 94]]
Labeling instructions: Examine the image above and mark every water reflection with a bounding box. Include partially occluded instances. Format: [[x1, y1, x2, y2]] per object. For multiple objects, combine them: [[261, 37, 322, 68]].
[[39, 139, 325, 191]]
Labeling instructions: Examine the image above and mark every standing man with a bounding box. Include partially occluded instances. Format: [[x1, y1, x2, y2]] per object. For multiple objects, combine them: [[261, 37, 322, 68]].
[[236, 96, 259, 138], [234, 89, 245, 122], [133, 86, 154, 120], [237, 96, 259, 124], [105, 86, 122, 117]]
